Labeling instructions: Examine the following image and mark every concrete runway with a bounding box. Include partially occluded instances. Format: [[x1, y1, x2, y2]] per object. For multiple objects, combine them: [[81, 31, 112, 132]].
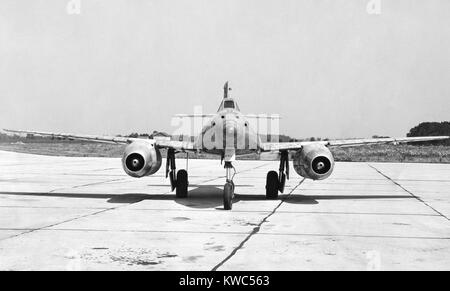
[[0, 150, 449, 270]]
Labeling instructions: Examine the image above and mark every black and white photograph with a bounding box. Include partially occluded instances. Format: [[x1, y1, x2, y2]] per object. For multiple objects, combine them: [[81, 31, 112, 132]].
[[0, 0, 449, 275]]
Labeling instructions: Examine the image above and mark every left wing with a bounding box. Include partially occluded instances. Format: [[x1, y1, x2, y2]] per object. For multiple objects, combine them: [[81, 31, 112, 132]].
[[3, 129, 196, 151], [261, 136, 450, 152]]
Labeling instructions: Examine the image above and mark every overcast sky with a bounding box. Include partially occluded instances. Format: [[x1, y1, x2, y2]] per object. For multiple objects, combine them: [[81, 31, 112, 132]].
[[1, 0, 449, 139]]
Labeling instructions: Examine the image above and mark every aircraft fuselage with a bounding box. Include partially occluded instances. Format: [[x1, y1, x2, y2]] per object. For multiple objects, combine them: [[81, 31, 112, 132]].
[[194, 99, 261, 159]]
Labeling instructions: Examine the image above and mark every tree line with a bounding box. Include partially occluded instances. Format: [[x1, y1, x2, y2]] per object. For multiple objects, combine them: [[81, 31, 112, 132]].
[[407, 121, 450, 145]]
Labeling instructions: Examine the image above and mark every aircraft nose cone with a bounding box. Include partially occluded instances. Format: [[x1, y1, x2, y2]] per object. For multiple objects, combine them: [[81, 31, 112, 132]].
[[227, 125, 234, 134], [224, 120, 237, 135], [224, 119, 238, 148]]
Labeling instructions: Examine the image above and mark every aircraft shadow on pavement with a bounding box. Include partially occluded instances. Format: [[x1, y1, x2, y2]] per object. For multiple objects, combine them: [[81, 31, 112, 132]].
[[0, 186, 414, 210]]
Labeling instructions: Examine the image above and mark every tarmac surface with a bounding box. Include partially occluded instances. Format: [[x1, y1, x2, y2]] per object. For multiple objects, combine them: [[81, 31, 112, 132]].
[[0, 150, 449, 270]]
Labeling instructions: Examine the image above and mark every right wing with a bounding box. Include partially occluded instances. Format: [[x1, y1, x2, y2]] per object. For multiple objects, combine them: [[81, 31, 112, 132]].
[[3, 129, 134, 144], [3, 129, 196, 151]]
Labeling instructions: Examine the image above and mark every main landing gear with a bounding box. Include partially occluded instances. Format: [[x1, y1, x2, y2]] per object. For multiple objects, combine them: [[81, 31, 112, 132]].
[[223, 161, 235, 210], [167, 149, 288, 209], [266, 151, 289, 199], [166, 149, 189, 198]]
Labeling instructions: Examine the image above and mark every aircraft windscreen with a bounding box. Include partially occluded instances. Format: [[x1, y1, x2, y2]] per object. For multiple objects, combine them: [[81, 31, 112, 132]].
[[224, 100, 235, 109]]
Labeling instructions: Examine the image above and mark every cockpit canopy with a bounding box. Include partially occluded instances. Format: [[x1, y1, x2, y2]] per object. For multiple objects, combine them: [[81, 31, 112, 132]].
[[218, 98, 240, 111]]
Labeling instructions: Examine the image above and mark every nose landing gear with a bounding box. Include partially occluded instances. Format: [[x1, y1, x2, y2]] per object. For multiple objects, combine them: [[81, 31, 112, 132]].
[[223, 161, 235, 210]]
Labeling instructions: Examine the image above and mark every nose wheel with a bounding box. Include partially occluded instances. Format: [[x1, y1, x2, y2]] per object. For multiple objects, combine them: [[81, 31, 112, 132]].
[[223, 181, 234, 210], [223, 162, 235, 210]]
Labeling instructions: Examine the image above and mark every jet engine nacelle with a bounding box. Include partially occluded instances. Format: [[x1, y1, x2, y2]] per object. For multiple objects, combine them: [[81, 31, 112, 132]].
[[122, 141, 162, 178], [293, 144, 334, 180]]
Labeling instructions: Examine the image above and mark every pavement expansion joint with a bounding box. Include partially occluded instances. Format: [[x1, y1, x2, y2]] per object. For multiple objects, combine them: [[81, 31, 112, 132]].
[[367, 163, 449, 222], [211, 178, 305, 271]]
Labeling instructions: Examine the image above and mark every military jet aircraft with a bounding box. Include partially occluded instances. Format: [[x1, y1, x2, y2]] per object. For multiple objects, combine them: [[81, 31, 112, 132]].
[[5, 82, 449, 210]]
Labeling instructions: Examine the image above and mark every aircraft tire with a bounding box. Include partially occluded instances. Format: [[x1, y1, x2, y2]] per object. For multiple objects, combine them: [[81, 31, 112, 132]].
[[266, 171, 279, 199], [223, 182, 234, 210], [176, 170, 188, 198]]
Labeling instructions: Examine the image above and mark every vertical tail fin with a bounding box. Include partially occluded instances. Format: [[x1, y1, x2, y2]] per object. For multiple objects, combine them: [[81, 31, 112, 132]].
[[223, 81, 231, 99]]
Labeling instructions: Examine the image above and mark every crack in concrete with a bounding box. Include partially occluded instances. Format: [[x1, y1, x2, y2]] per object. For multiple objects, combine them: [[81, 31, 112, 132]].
[[368, 164, 449, 222], [211, 178, 305, 271]]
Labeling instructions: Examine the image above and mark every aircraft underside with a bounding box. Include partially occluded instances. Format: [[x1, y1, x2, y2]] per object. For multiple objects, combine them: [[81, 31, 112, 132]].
[[160, 146, 293, 210]]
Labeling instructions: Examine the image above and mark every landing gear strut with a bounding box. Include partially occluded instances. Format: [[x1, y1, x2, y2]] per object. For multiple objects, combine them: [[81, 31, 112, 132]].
[[166, 148, 189, 198], [223, 162, 235, 210], [278, 151, 289, 193], [266, 151, 289, 199]]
